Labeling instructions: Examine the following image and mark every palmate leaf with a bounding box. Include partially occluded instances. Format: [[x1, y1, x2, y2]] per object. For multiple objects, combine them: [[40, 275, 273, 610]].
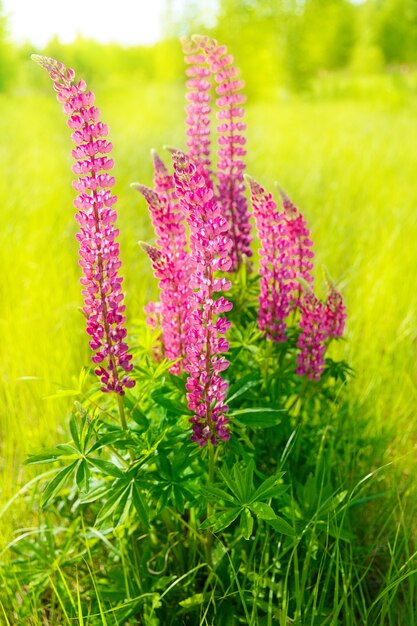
[[87, 430, 126, 454], [87, 457, 124, 479], [201, 461, 292, 539], [201, 485, 239, 505], [96, 481, 131, 526], [41, 462, 77, 508], [232, 460, 254, 502], [249, 472, 286, 503], [201, 507, 241, 532], [96, 477, 150, 528]]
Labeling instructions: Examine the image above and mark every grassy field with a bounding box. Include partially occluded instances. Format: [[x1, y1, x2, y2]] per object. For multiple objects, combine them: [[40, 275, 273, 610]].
[[1, 68, 417, 620]]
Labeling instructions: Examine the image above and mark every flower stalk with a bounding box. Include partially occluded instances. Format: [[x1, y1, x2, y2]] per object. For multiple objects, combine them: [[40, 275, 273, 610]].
[[32, 55, 135, 396], [173, 151, 233, 446]]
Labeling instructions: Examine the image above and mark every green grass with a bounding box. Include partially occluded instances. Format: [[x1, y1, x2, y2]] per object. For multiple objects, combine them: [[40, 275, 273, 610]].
[[1, 70, 417, 622]]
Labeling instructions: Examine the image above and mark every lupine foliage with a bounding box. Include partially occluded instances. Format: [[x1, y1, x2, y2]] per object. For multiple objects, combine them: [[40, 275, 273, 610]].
[[4, 39, 410, 626]]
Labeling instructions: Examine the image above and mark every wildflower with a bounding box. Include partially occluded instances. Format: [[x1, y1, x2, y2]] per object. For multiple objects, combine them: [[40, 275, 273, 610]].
[[278, 187, 315, 309], [133, 182, 192, 374], [247, 176, 291, 342], [151, 149, 179, 211], [182, 38, 213, 186], [183, 35, 252, 270], [172, 151, 233, 446], [32, 55, 135, 394], [296, 290, 329, 380], [325, 284, 347, 338]]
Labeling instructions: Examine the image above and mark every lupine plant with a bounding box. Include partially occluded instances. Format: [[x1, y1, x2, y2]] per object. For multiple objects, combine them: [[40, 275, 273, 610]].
[[3, 39, 355, 625]]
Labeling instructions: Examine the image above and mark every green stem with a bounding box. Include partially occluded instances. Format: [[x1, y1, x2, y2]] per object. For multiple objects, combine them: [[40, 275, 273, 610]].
[[205, 444, 216, 566], [117, 394, 128, 431], [208, 443, 215, 489], [117, 394, 134, 462]]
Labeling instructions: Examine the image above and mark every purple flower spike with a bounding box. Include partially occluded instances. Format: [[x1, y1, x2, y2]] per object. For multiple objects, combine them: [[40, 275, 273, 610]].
[[325, 284, 347, 339], [151, 149, 179, 210], [247, 176, 292, 342], [172, 150, 233, 446], [278, 187, 315, 308], [33, 55, 135, 395], [135, 184, 193, 374], [183, 35, 252, 271], [182, 37, 213, 186], [296, 290, 329, 380]]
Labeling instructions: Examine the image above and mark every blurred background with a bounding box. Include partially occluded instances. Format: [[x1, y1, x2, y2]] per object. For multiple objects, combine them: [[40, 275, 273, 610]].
[[1, 0, 417, 535]]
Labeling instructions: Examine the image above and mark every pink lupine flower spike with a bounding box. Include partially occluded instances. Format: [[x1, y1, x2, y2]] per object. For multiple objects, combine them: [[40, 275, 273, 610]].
[[173, 151, 233, 446], [32, 55, 135, 395]]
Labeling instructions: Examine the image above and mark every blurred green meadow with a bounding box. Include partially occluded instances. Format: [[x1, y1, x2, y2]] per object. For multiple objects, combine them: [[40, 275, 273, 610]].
[[1, 0, 417, 620]]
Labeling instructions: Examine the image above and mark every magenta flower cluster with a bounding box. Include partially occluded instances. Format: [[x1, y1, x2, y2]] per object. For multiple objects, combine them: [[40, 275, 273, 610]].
[[172, 151, 233, 446], [35, 39, 347, 447], [248, 177, 314, 341], [183, 35, 252, 270], [133, 177, 192, 374], [248, 177, 346, 380], [296, 285, 347, 380], [33, 56, 135, 395]]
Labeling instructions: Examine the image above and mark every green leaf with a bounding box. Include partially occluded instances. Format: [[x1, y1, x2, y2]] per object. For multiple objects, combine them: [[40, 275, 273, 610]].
[[56, 443, 79, 456], [266, 515, 295, 536], [41, 462, 77, 508], [249, 472, 286, 503], [179, 593, 205, 608], [173, 484, 185, 513], [151, 388, 192, 416], [230, 407, 283, 428], [24, 449, 67, 465], [87, 457, 124, 478], [218, 468, 239, 500], [249, 501, 276, 521], [207, 507, 241, 533], [113, 487, 132, 528], [240, 508, 253, 540], [69, 413, 80, 450], [201, 485, 239, 505], [232, 460, 254, 503], [227, 373, 260, 404], [157, 454, 172, 481], [132, 481, 149, 526], [87, 430, 125, 454], [96, 482, 130, 525], [75, 459, 90, 492]]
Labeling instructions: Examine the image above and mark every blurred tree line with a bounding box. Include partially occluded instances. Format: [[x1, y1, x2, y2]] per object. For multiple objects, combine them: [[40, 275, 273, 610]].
[[1, 0, 417, 95]]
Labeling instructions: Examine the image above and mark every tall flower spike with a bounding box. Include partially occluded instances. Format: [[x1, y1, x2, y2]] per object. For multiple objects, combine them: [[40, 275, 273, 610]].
[[247, 176, 292, 342], [32, 55, 135, 395], [133, 185, 192, 373], [296, 289, 329, 381], [172, 151, 233, 446], [324, 283, 346, 339], [183, 35, 252, 270], [181, 37, 213, 186], [151, 149, 178, 209], [278, 187, 315, 309]]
